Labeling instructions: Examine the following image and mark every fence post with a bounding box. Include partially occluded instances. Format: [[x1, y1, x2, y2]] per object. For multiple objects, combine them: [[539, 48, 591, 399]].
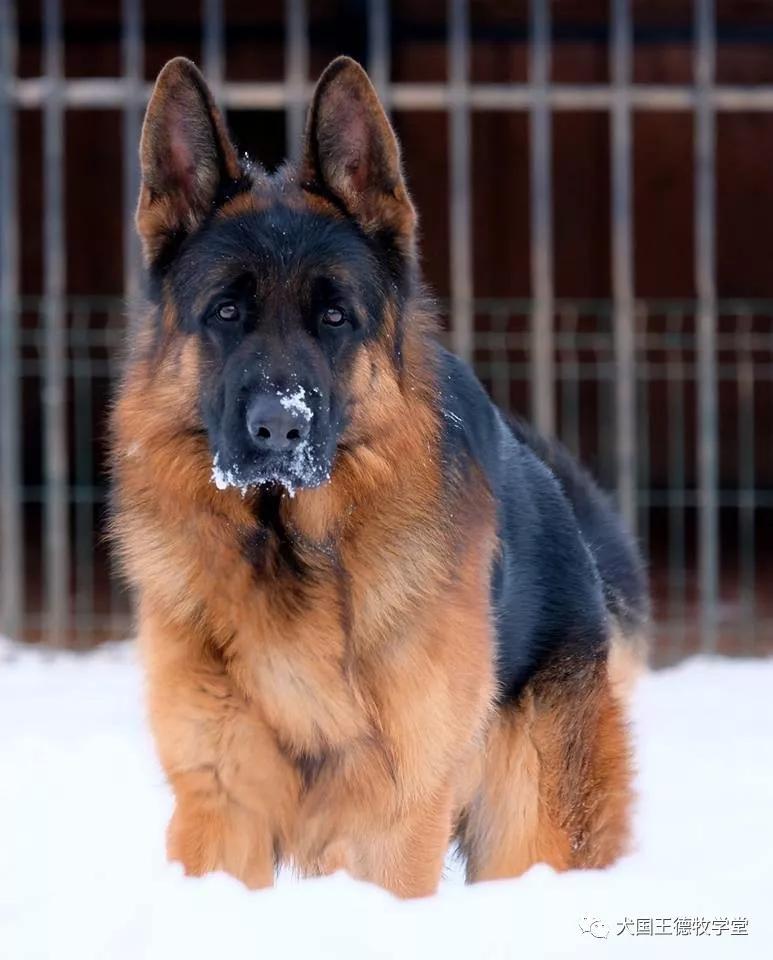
[[0, 0, 23, 643], [122, 0, 143, 303], [695, 0, 719, 652], [367, 0, 390, 104], [285, 0, 308, 160], [610, 0, 637, 533], [529, 0, 555, 436], [448, 0, 473, 363], [43, 0, 69, 645]]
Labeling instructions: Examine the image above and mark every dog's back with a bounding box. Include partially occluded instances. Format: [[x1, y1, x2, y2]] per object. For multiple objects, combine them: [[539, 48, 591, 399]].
[[508, 414, 649, 637]]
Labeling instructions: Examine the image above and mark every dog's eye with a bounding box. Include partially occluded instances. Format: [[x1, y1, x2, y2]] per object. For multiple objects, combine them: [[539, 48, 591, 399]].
[[321, 306, 345, 327], [216, 302, 239, 322]]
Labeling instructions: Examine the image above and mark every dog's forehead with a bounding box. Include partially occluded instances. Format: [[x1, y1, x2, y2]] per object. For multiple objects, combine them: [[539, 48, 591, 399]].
[[169, 186, 386, 319], [188, 191, 373, 279], [230, 163, 345, 217]]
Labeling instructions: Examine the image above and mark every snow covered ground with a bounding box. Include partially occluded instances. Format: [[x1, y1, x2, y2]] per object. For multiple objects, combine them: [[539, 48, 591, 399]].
[[1, 637, 771, 959]]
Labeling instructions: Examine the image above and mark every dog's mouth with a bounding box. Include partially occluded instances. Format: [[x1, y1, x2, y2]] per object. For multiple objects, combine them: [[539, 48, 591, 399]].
[[211, 446, 332, 498]]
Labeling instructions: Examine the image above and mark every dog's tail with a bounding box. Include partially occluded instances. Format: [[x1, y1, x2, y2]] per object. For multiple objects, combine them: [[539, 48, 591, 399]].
[[508, 416, 650, 695]]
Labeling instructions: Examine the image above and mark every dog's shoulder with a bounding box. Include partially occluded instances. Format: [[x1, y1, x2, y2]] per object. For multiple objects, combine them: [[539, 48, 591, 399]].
[[433, 345, 609, 699]]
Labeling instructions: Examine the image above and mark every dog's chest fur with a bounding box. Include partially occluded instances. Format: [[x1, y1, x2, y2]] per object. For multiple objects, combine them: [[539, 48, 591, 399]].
[[118, 420, 497, 834], [153, 486, 468, 758]]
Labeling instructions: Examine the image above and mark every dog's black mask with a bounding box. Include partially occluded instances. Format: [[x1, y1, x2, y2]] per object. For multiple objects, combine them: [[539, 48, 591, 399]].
[[168, 207, 388, 496]]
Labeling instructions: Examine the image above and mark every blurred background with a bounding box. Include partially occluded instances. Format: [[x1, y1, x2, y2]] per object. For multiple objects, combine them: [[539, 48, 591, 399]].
[[0, 0, 771, 664]]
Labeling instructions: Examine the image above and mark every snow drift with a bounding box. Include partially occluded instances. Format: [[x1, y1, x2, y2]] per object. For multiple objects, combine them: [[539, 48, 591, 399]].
[[1, 638, 770, 958]]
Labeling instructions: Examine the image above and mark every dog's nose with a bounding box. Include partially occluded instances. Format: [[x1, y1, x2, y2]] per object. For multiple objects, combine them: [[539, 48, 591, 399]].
[[246, 394, 310, 452]]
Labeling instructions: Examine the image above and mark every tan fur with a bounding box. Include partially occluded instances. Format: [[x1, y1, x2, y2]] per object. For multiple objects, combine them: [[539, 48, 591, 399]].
[[457, 655, 634, 881], [608, 622, 649, 703]]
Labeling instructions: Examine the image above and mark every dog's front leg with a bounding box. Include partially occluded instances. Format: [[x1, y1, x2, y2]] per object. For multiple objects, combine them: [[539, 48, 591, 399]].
[[352, 784, 455, 898], [166, 768, 276, 889], [138, 611, 296, 889]]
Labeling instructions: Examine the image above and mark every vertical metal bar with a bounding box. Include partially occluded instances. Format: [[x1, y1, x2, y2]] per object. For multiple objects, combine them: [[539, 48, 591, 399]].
[[0, 0, 23, 642], [666, 309, 687, 656], [119, 0, 142, 644], [203, 0, 225, 96], [448, 0, 473, 363], [737, 312, 755, 650], [529, 0, 554, 434], [595, 306, 617, 490], [635, 303, 650, 560], [122, 0, 143, 302], [43, 0, 69, 645], [560, 305, 580, 456], [367, 0, 390, 103], [285, 0, 308, 160], [595, 312, 613, 489], [72, 302, 95, 645], [492, 305, 510, 409], [695, 0, 719, 652], [106, 302, 126, 641], [610, 0, 637, 531]]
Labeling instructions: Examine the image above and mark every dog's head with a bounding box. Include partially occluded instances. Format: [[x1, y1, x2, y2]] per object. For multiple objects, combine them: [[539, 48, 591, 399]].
[[135, 56, 418, 495]]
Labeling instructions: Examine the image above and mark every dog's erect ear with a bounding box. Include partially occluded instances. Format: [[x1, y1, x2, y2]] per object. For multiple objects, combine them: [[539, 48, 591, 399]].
[[136, 57, 243, 266], [302, 57, 416, 251]]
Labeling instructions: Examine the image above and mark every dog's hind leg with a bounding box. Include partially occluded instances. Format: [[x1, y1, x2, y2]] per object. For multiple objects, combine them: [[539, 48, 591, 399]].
[[457, 652, 634, 882]]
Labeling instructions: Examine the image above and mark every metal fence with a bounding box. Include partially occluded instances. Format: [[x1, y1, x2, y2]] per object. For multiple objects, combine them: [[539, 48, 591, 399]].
[[0, 0, 772, 661]]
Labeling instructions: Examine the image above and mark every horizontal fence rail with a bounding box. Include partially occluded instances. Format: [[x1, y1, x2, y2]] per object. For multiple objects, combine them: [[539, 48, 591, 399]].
[[0, 0, 771, 665], [13, 79, 773, 112]]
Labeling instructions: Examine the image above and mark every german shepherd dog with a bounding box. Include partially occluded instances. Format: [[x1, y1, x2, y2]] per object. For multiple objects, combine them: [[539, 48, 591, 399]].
[[110, 55, 648, 897]]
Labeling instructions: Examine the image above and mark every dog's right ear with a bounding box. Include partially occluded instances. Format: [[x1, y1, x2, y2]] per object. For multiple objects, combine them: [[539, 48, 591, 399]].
[[136, 57, 243, 267]]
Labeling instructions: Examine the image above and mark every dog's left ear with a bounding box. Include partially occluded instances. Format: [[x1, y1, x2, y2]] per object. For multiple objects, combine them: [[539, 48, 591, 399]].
[[302, 57, 416, 252]]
